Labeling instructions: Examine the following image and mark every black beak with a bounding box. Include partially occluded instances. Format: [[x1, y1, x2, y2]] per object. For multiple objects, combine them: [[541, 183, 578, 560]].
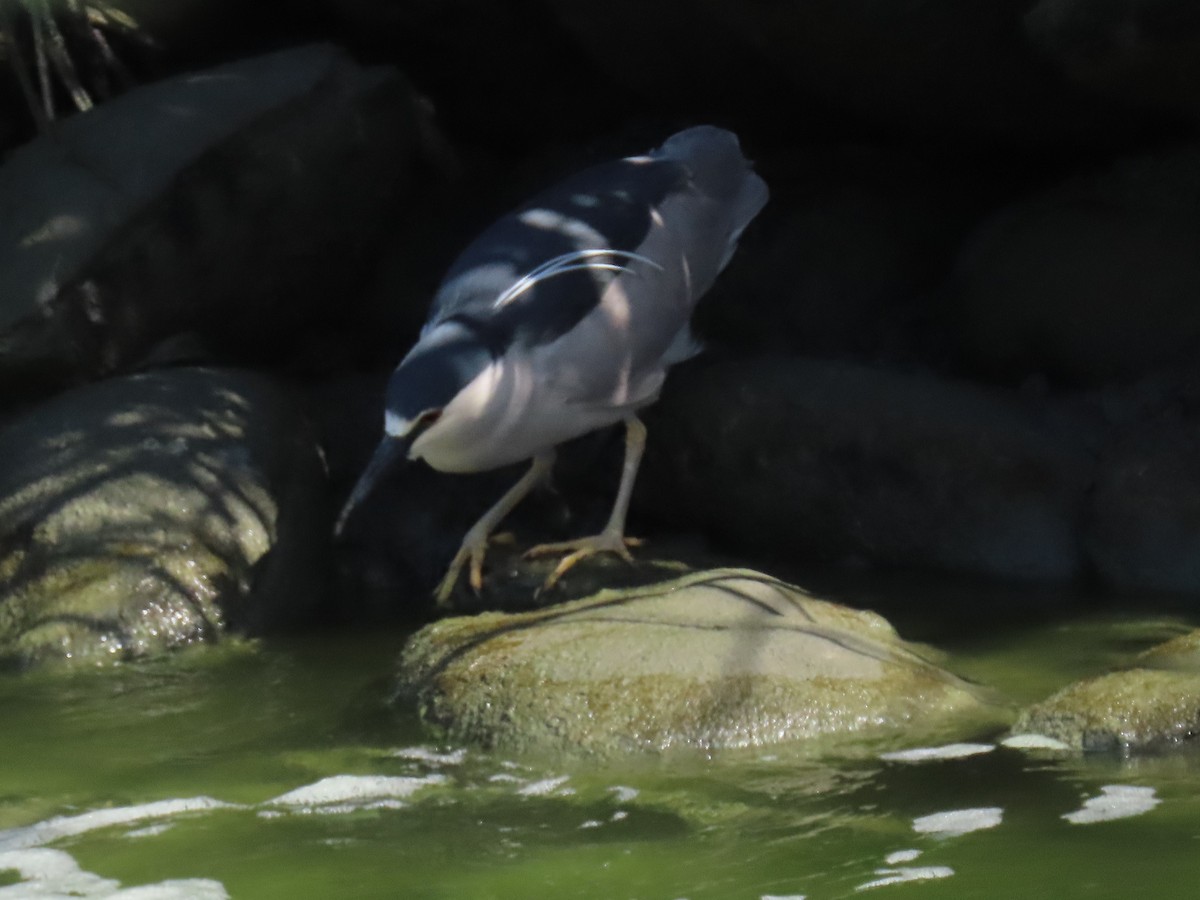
[[334, 437, 408, 538]]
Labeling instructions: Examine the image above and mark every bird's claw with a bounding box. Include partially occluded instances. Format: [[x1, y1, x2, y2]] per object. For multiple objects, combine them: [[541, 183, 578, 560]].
[[525, 532, 643, 595], [433, 534, 492, 607]]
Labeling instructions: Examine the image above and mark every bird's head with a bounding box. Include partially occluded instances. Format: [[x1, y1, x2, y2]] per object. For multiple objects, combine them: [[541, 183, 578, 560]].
[[334, 320, 494, 536]]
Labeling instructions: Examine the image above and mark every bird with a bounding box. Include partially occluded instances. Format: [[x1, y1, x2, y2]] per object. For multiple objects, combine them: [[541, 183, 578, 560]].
[[336, 125, 768, 605]]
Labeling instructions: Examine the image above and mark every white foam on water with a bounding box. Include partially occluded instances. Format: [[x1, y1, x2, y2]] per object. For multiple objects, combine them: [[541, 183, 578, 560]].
[[856, 866, 954, 891], [1062, 785, 1161, 825], [388, 746, 468, 766], [123, 824, 173, 840], [1001, 733, 1073, 751], [609, 786, 639, 803], [516, 776, 571, 797], [880, 743, 995, 762], [579, 820, 603, 829], [0, 798, 237, 853], [884, 849, 922, 865], [267, 774, 447, 809], [760, 893, 806, 899], [912, 807, 1003, 837], [0, 847, 228, 899]]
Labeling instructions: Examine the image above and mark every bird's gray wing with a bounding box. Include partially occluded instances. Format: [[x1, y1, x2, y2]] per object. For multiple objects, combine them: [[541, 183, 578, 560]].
[[425, 155, 691, 353]]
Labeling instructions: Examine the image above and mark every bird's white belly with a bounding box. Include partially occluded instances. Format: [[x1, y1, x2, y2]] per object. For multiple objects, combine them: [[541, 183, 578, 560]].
[[408, 353, 646, 473]]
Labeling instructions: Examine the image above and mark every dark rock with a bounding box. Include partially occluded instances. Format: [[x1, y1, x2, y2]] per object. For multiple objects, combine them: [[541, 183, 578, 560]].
[[638, 356, 1097, 581], [697, 146, 983, 363], [314, 0, 629, 150], [0, 44, 425, 400], [1086, 418, 1200, 594], [948, 143, 1200, 384], [1026, 0, 1200, 119], [394, 568, 1005, 758], [0, 368, 327, 669], [544, 0, 1163, 148]]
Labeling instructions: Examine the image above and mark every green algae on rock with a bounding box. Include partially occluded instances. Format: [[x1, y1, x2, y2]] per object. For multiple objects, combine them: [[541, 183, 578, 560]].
[[0, 368, 326, 669], [394, 569, 1005, 759], [1013, 668, 1200, 752]]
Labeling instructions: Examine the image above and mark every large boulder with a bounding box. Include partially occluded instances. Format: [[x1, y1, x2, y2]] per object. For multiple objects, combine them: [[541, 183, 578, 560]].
[[395, 569, 1006, 758], [0, 44, 424, 398], [637, 357, 1097, 582], [0, 368, 326, 669]]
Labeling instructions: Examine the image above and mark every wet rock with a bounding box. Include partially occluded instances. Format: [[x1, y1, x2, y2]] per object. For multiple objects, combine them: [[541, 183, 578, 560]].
[[1013, 668, 1200, 752], [1086, 418, 1200, 594], [638, 357, 1097, 582], [1026, 0, 1200, 119], [0, 368, 326, 669], [0, 43, 424, 398], [949, 144, 1200, 384], [394, 569, 1005, 758], [1138, 628, 1200, 670]]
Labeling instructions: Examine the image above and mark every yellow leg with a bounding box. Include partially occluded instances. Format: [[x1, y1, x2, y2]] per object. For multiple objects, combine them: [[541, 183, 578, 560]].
[[434, 451, 555, 606], [525, 415, 647, 592]]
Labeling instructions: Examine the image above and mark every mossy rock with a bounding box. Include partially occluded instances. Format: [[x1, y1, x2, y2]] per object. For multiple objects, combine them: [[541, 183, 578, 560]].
[[395, 568, 1005, 760], [1014, 668, 1200, 752]]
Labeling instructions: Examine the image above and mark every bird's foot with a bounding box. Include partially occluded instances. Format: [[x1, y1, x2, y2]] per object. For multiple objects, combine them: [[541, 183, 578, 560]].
[[433, 531, 515, 607], [524, 531, 644, 595]]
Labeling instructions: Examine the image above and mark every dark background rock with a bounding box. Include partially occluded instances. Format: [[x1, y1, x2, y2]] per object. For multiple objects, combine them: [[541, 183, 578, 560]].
[[0, 45, 426, 401], [947, 143, 1200, 385], [1087, 418, 1200, 595], [636, 357, 1099, 583], [1026, 0, 1200, 119]]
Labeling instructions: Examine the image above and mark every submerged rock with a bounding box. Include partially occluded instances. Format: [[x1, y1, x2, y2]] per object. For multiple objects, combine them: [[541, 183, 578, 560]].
[[394, 569, 1003, 759], [0, 368, 326, 669]]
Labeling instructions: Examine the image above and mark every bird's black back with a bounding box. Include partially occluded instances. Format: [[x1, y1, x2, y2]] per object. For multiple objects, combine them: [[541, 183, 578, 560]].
[[427, 156, 692, 353]]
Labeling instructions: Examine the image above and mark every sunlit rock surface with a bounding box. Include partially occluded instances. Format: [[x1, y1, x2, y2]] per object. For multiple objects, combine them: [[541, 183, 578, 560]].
[[0, 43, 422, 395], [395, 569, 1004, 758], [0, 368, 326, 668]]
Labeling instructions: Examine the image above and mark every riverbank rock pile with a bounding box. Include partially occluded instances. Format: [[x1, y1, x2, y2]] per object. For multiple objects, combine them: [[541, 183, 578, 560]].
[[1, 0, 1198, 757]]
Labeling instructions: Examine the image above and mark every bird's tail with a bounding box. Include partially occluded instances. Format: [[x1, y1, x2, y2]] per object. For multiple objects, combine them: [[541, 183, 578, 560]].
[[655, 125, 769, 267]]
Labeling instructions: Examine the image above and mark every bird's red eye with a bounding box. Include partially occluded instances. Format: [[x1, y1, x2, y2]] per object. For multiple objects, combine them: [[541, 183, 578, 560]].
[[418, 410, 442, 427]]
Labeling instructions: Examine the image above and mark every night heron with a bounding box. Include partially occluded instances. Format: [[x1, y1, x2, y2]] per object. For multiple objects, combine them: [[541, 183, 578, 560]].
[[336, 125, 768, 604]]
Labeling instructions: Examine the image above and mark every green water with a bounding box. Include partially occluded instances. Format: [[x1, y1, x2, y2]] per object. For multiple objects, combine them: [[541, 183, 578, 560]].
[[2, 604, 1199, 899]]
